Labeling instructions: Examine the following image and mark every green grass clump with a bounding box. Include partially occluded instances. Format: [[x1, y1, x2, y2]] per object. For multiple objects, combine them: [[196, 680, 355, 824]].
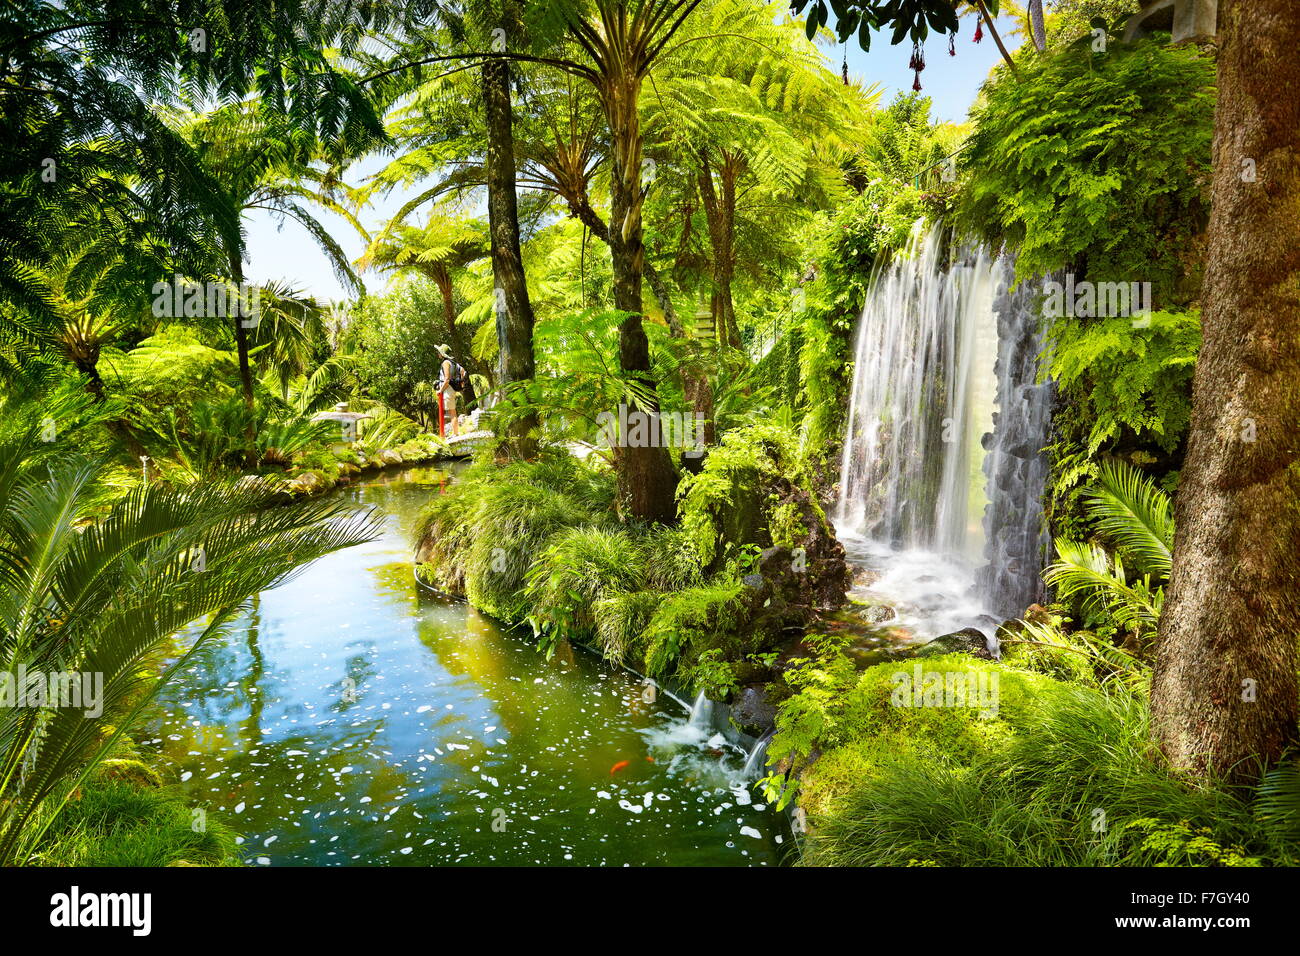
[[414, 450, 611, 620], [642, 580, 749, 677], [462, 482, 594, 621], [525, 526, 647, 648], [32, 778, 243, 867], [800, 677, 1299, 867]]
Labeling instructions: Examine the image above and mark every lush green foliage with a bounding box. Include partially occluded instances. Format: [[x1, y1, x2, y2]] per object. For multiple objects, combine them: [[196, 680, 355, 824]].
[[1047, 309, 1201, 458], [415, 424, 823, 682], [959, 37, 1215, 298], [31, 776, 242, 867], [0, 404, 377, 864], [1046, 460, 1172, 641], [342, 277, 465, 425], [801, 674, 1297, 866]]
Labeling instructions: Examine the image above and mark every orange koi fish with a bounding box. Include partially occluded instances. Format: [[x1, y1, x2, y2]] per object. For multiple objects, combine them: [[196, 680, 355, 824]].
[[609, 760, 631, 775]]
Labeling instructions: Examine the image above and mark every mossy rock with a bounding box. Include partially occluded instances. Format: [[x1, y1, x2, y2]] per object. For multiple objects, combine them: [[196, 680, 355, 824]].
[[94, 758, 163, 788], [784, 657, 1061, 819], [913, 627, 995, 661]]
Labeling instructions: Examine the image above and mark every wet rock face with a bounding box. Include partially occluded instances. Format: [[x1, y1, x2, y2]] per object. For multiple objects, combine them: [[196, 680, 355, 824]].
[[914, 627, 995, 661], [730, 683, 780, 737], [755, 541, 848, 623], [701, 442, 851, 612], [861, 603, 895, 624], [976, 258, 1053, 618], [851, 565, 880, 590], [764, 482, 852, 613]]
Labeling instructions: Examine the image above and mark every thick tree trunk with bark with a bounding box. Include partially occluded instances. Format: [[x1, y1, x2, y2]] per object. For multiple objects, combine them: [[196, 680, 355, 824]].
[[482, 55, 538, 457], [1028, 0, 1046, 52], [565, 191, 683, 336], [605, 70, 678, 523], [1151, 0, 1300, 783], [565, 189, 714, 446]]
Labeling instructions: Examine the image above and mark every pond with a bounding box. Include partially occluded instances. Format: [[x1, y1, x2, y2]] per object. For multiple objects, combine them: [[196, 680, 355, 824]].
[[141, 466, 788, 866]]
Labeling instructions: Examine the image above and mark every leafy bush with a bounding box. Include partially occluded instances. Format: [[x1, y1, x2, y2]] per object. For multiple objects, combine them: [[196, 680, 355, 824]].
[[1047, 309, 1200, 457], [341, 276, 460, 422], [593, 590, 663, 664], [414, 451, 615, 621], [677, 420, 829, 568], [959, 36, 1215, 299]]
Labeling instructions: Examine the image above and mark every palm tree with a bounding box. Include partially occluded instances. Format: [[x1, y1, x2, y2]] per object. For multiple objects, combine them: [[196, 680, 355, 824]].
[[184, 102, 379, 465], [0, 410, 378, 864]]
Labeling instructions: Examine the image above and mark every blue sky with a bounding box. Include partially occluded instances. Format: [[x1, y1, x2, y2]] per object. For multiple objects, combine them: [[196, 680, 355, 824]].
[[241, 12, 1020, 303]]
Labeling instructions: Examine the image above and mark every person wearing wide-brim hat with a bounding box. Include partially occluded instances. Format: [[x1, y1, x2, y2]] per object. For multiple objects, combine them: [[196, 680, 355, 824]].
[[435, 344, 467, 437]]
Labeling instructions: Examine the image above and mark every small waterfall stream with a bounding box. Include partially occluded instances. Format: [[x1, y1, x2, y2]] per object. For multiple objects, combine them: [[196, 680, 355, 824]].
[[687, 691, 715, 731], [836, 222, 1052, 641]]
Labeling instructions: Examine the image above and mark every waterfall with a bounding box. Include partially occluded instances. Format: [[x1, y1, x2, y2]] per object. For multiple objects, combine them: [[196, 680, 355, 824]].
[[837, 221, 1052, 632], [837, 225, 998, 562], [742, 730, 773, 780], [687, 691, 715, 731]]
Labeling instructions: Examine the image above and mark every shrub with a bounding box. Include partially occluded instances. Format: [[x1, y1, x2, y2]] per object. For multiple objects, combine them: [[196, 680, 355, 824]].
[[677, 421, 827, 568], [1046, 309, 1200, 456], [593, 590, 663, 664], [958, 37, 1215, 300]]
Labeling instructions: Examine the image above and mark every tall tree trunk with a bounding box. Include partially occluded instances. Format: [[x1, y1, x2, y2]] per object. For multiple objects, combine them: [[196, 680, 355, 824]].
[[1028, 0, 1046, 52], [1150, 0, 1300, 784], [228, 253, 258, 469], [605, 70, 677, 523], [566, 188, 712, 446], [697, 151, 741, 349], [433, 265, 477, 406], [482, 55, 538, 457], [565, 191, 683, 336]]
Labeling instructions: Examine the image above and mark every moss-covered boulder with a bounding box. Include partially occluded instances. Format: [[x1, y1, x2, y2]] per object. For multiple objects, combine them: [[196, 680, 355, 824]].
[[783, 657, 1056, 818], [678, 423, 850, 613], [914, 627, 995, 661]]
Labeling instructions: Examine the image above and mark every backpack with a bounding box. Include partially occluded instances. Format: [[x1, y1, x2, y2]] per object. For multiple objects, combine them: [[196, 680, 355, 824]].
[[445, 360, 467, 391]]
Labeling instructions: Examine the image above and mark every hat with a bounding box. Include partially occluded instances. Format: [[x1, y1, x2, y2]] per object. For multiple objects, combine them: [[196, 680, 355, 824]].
[[435, 344, 452, 359]]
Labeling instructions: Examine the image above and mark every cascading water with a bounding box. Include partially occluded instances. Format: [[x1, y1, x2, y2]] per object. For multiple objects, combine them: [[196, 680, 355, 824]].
[[836, 222, 1051, 639], [687, 691, 716, 731]]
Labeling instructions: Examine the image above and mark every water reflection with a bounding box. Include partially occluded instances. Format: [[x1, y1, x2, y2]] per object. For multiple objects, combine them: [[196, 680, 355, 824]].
[[143, 467, 787, 866]]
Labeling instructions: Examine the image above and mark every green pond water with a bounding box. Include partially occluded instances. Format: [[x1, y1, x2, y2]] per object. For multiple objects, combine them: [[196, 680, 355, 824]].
[[142, 466, 788, 866]]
